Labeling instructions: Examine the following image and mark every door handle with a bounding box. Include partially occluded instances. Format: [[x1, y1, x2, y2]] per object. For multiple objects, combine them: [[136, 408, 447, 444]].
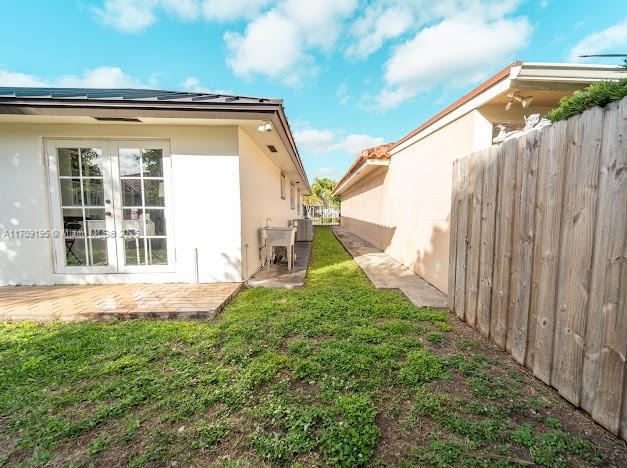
[[105, 211, 112, 217]]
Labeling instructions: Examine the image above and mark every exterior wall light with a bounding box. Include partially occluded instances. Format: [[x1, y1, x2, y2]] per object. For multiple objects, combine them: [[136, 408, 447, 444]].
[[257, 121, 273, 132]]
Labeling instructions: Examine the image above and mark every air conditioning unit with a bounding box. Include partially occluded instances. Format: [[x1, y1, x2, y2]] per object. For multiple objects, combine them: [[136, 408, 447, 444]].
[[291, 218, 313, 242]]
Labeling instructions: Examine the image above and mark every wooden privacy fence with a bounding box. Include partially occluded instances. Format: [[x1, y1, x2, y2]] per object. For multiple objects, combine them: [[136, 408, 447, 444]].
[[448, 97, 627, 440]]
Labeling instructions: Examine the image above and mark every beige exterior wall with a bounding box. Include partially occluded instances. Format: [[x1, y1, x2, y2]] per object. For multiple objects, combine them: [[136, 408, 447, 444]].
[[238, 129, 298, 279], [0, 122, 243, 285], [340, 169, 392, 248], [339, 110, 492, 292]]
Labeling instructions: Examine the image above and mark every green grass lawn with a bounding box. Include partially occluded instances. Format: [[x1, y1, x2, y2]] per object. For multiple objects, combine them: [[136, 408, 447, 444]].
[[0, 228, 619, 466]]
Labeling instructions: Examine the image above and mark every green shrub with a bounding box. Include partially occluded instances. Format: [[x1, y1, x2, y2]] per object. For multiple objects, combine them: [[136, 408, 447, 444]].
[[547, 79, 627, 122]]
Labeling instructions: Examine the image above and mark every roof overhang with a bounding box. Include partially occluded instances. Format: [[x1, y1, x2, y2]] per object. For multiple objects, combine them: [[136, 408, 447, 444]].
[[0, 91, 310, 192], [332, 158, 389, 196], [390, 62, 625, 155]]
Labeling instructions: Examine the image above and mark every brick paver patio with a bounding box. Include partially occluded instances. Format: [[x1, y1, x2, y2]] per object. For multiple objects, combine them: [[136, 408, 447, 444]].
[[0, 283, 242, 322]]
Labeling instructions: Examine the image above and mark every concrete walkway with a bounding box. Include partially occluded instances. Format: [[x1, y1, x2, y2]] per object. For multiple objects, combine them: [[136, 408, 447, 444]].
[[332, 226, 447, 309], [246, 241, 312, 289]]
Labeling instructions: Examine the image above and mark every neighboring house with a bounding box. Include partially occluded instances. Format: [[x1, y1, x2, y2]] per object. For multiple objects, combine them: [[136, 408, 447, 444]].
[[333, 62, 625, 293], [0, 88, 309, 285]]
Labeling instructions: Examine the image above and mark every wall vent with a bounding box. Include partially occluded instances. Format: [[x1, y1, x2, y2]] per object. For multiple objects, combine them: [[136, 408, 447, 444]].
[[93, 117, 142, 122], [267, 145, 278, 153]]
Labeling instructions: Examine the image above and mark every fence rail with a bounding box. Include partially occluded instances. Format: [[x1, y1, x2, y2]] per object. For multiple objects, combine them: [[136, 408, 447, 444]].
[[448, 97, 627, 441], [304, 205, 340, 225]]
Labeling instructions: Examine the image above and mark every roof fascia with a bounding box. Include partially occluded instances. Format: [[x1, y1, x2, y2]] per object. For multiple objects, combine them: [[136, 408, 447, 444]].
[[390, 77, 511, 155], [332, 159, 389, 196]]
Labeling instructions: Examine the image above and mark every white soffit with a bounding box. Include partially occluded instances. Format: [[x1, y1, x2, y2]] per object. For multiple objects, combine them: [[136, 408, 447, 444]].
[[333, 159, 389, 196]]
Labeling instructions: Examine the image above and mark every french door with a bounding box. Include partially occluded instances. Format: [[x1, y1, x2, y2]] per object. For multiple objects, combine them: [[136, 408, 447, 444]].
[[47, 139, 174, 274]]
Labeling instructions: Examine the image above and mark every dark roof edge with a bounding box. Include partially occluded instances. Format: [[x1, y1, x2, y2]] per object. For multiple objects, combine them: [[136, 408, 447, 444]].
[[0, 87, 283, 105], [275, 105, 311, 193], [0, 99, 283, 112]]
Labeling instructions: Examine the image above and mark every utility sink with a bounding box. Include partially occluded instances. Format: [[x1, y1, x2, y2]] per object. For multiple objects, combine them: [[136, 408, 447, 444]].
[[264, 227, 296, 245], [262, 227, 297, 270]]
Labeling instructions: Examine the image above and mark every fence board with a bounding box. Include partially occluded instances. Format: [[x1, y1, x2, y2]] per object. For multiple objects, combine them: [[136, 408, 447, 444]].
[[524, 129, 546, 369], [589, 100, 627, 434], [448, 159, 461, 311], [490, 138, 517, 348], [530, 122, 568, 384], [552, 108, 603, 405], [477, 146, 499, 336], [581, 102, 618, 414], [465, 153, 484, 326], [454, 157, 470, 320], [507, 132, 540, 364]]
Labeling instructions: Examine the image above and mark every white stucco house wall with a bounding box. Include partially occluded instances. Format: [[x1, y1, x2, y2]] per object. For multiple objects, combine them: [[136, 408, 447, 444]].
[[0, 88, 310, 286], [333, 62, 625, 293]]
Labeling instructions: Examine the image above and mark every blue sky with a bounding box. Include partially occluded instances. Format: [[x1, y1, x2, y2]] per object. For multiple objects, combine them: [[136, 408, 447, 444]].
[[1, 0, 626, 182]]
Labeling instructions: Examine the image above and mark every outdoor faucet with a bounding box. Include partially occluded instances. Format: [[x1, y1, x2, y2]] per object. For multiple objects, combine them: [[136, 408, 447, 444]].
[[266, 218, 272, 228]]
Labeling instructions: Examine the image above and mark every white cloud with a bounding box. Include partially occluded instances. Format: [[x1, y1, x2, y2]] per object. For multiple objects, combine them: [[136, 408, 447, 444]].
[[279, 0, 357, 50], [567, 19, 627, 62], [371, 4, 532, 109], [223, 0, 358, 86], [294, 125, 384, 157], [345, 0, 492, 60], [94, 0, 272, 30], [0, 70, 48, 87], [179, 76, 233, 94], [224, 10, 311, 86], [345, 1, 416, 59], [332, 134, 385, 156], [57, 67, 156, 88], [294, 128, 335, 152], [179, 77, 210, 92], [93, 0, 158, 33], [0, 66, 156, 88], [162, 0, 199, 20], [202, 0, 271, 22]]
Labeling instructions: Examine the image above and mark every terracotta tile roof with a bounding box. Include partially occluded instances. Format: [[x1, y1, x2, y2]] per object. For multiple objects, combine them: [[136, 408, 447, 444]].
[[358, 143, 395, 160], [333, 143, 395, 194]]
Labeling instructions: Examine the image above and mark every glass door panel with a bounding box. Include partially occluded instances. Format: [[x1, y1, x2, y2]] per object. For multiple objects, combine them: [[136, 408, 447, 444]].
[[58, 147, 107, 267], [48, 140, 117, 273], [112, 141, 173, 271]]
